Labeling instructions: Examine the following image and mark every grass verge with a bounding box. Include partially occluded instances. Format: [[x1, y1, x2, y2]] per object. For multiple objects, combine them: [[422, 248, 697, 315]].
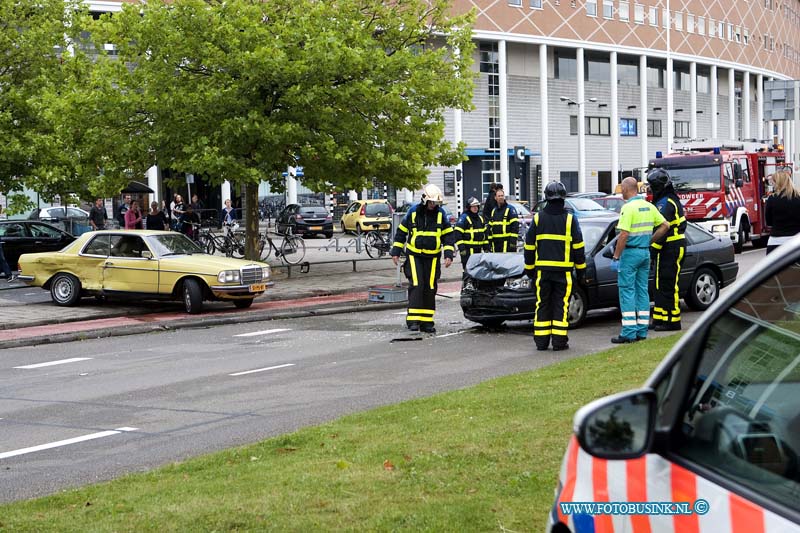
[[1, 335, 680, 532]]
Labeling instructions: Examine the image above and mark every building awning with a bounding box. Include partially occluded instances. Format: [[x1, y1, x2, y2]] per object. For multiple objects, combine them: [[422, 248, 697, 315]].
[[464, 148, 540, 157]]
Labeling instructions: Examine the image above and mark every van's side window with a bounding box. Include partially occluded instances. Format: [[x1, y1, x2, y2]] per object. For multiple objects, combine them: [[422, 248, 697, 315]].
[[673, 263, 800, 512]]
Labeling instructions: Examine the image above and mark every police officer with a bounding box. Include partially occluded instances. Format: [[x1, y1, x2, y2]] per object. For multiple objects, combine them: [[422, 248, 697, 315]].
[[648, 168, 686, 331], [391, 184, 455, 333], [488, 189, 519, 253], [523, 182, 587, 351], [610, 177, 670, 343], [455, 197, 489, 272]]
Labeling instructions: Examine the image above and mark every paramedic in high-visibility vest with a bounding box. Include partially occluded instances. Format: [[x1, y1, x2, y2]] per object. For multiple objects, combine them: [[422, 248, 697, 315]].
[[523, 181, 586, 351], [648, 168, 686, 331], [391, 185, 455, 333], [488, 189, 520, 253], [610, 177, 669, 344]]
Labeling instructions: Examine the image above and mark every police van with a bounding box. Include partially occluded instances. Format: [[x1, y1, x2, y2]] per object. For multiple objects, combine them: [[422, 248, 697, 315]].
[[549, 238, 800, 532]]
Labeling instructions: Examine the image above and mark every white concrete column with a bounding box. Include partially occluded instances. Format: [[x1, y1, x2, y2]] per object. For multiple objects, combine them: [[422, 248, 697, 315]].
[[404, 189, 414, 205], [349, 190, 359, 202], [221, 180, 231, 207], [788, 121, 794, 165], [757, 74, 764, 140], [146, 166, 161, 205], [577, 47, 586, 192], [711, 65, 718, 139], [498, 40, 509, 192], [794, 82, 800, 164], [743, 72, 751, 139], [539, 43, 549, 195], [640, 54, 649, 169], [454, 107, 463, 214], [728, 67, 736, 140], [610, 51, 619, 190], [690, 62, 698, 140], [666, 57, 674, 152], [768, 77, 775, 144], [286, 168, 298, 205], [779, 121, 785, 150]]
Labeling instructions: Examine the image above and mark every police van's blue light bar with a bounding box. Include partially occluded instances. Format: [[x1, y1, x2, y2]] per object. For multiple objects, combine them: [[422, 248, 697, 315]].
[[713, 147, 721, 154], [655, 151, 662, 158]]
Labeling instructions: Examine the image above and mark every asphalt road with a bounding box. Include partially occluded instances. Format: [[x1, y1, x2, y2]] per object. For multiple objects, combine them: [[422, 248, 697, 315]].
[[0, 248, 766, 503]]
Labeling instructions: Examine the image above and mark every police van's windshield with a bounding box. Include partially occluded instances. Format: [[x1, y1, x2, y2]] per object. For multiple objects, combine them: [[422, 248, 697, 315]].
[[659, 165, 721, 192]]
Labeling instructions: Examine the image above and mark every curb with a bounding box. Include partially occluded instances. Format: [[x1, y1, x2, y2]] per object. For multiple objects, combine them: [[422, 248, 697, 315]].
[[0, 299, 408, 350]]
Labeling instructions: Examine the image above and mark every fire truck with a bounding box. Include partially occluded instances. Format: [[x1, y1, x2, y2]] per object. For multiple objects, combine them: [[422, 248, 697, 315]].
[[648, 140, 788, 253]]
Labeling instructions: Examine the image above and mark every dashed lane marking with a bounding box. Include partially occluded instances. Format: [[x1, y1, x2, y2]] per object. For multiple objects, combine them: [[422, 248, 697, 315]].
[[435, 331, 465, 338], [13, 357, 93, 369], [229, 363, 296, 377], [233, 328, 291, 338], [0, 427, 138, 460]]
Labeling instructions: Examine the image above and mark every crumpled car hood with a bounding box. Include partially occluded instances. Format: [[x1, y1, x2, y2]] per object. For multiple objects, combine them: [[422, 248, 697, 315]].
[[465, 253, 525, 281]]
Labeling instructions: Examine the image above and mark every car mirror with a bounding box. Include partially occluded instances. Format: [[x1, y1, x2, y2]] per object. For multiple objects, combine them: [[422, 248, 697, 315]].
[[602, 244, 614, 259], [575, 388, 656, 460], [141, 250, 153, 259]]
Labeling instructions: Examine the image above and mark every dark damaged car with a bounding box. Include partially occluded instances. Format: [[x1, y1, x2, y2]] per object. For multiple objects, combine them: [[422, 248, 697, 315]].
[[460, 215, 739, 328]]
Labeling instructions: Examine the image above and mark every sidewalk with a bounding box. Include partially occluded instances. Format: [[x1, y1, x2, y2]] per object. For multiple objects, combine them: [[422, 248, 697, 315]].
[[0, 254, 465, 349]]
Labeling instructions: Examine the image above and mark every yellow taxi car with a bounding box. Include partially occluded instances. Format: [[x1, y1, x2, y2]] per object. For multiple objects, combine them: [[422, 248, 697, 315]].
[[340, 199, 393, 233], [16, 230, 271, 314]]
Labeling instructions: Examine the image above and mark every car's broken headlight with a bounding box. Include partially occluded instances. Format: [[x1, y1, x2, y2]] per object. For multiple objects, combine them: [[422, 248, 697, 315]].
[[504, 277, 531, 290]]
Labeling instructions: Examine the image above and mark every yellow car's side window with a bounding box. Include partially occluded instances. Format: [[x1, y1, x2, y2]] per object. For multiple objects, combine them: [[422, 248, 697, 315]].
[[83, 235, 110, 256]]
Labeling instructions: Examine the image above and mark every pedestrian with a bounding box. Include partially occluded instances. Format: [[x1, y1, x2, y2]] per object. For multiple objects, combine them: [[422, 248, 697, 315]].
[[220, 199, 237, 235], [610, 177, 670, 343], [88, 198, 108, 231], [117, 194, 132, 227], [487, 188, 519, 253], [181, 204, 201, 239], [172, 195, 185, 231], [523, 181, 586, 351], [455, 197, 489, 272], [483, 182, 500, 219], [124, 200, 143, 229], [145, 201, 169, 231], [0, 208, 14, 282], [647, 169, 686, 331], [765, 169, 800, 254], [390, 184, 455, 333]]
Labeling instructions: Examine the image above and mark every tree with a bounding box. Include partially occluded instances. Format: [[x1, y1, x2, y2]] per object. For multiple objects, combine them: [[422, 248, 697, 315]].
[[62, 0, 474, 257], [0, 0, 94, 212]]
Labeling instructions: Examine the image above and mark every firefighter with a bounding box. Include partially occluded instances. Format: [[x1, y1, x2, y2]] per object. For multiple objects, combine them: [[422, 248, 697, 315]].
[[488, 188, 519, 253], [610, 177, 670, 343], [523, 181, 587, 351], [455, 197, 489, 272], [390, 184, 455, 333], [648, 168, 687, 331]]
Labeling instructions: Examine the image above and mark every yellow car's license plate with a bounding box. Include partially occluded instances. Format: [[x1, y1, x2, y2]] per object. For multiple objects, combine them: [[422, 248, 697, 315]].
[[249, 283, 266, 292], [310, 226, 323, 230]]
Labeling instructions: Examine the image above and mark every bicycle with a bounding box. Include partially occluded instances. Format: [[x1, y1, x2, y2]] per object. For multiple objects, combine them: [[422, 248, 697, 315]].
[[203, 223, 245, 258], [258, 229, 306, 265], [362, 221, 392, 258]]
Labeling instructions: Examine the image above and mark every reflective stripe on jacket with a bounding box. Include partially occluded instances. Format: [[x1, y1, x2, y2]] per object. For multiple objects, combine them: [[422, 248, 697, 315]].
[[523, 212, 586, 272], [651, 193, 687, 250], [390, 204, 455, 259], [488, 205, 520, 241], [455, 213, 488, 255]]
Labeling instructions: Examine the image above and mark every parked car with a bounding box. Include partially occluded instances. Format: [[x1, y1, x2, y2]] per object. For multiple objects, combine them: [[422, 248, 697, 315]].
[[593, 194, 625, 213], [460, 215, 738, 328], [396, 202, 458, 227], [0, 221, 76, 269], [549, 236, 800, 533], [28, 206, 90, 221], [533, 197, 612, 218], [275, 204, 333, 238], [340, 200, 393, 233], [17, 230, 271, 314], [568, 192, 608, 199]]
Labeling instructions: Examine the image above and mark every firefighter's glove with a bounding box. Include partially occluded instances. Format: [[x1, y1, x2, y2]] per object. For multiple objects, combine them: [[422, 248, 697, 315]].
[[610, 259, 620, 273]]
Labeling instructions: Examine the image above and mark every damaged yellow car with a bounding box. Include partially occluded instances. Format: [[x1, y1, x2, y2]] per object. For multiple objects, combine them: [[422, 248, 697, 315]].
[[17, 230, 271, 314]]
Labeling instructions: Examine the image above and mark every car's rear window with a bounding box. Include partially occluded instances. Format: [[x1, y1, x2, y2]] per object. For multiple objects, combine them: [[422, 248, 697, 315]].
[[300, 207, 328, 217], [366, 203, 391, 216]]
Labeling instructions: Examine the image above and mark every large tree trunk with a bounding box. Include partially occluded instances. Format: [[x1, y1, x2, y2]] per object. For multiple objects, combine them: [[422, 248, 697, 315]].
[[245, 181, 261, 261]]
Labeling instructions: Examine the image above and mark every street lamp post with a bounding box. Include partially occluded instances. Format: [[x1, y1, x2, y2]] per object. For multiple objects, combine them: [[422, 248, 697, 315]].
[[560, 96, 597, 192]]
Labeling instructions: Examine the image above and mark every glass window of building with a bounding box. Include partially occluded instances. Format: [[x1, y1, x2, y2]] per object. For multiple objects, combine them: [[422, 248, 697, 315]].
[[709, 19, 716, 38], [647, 64, 665, 88], [728, 23, 734, 41], [649, 6, 658, 26], [735, 26, 741, 43], [617, 58, 639, 85], [674, 69, 691, 91], [508, 0, 521, 5], [586, 0, 597, 16], [647, 119, 662, 137], [674, 11, 683, 31], [555, 49, 577, 80], [697, 17, 705, 35], [743, 28, 749, 45], [697, 71, 710, 93], [620, 118, 638, 136], [586, 53, 610, 81], [718, 20, 724, 39], [662, 8, 669, 29], [675, 121, 690, 138], [479, 42, 498, 73], [634, 3, 644, 24], [530, 0, 543, 8], [603, 0, 613, 18], [687, 14, 695, 33], [619, 1, 629, 21], [571, 116, 611, 136]]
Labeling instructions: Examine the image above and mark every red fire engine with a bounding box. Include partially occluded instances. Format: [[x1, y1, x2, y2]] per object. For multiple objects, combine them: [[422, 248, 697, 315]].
[[648, 140, 788, 253]]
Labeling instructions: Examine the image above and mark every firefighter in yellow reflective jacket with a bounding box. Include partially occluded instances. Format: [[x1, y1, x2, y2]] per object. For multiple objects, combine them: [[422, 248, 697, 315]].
[[488, 189, 520, 253], [455, 197, 489, 272], [391, 185, 455, 333], [523, 181, 586, 351], [648, 168, 686, 331]]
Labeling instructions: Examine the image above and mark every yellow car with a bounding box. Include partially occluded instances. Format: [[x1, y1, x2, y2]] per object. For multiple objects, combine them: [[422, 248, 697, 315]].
[[340, 199, 392, 233], [17, 230, 271, 314]]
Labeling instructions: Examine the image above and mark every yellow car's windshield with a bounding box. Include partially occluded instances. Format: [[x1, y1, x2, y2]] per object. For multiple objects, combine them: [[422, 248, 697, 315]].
[[149, 234, 204, 256]]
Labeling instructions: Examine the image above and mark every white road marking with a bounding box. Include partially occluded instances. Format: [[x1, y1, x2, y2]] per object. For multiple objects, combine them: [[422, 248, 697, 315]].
[[233, 328, 291, 338], [13, 357, 93, 369], [0, 427, 138, 460], [393, 311, 407, 315], [229, 363, 295, 377], [436, 331, 465, 338], [24, 292, 38, 296], [741, 248, 766, 255]]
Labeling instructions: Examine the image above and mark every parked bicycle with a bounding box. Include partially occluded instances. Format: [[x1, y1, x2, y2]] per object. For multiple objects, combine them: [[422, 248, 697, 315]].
[[362, 221, 392, 258], [202, 224, 245, 258], [258, 229, 306, 265]]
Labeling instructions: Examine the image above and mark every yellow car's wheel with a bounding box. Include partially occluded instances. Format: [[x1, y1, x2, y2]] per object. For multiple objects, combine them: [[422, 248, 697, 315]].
[[50, 273, 82, 307], [182, 278, 204, 314]]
